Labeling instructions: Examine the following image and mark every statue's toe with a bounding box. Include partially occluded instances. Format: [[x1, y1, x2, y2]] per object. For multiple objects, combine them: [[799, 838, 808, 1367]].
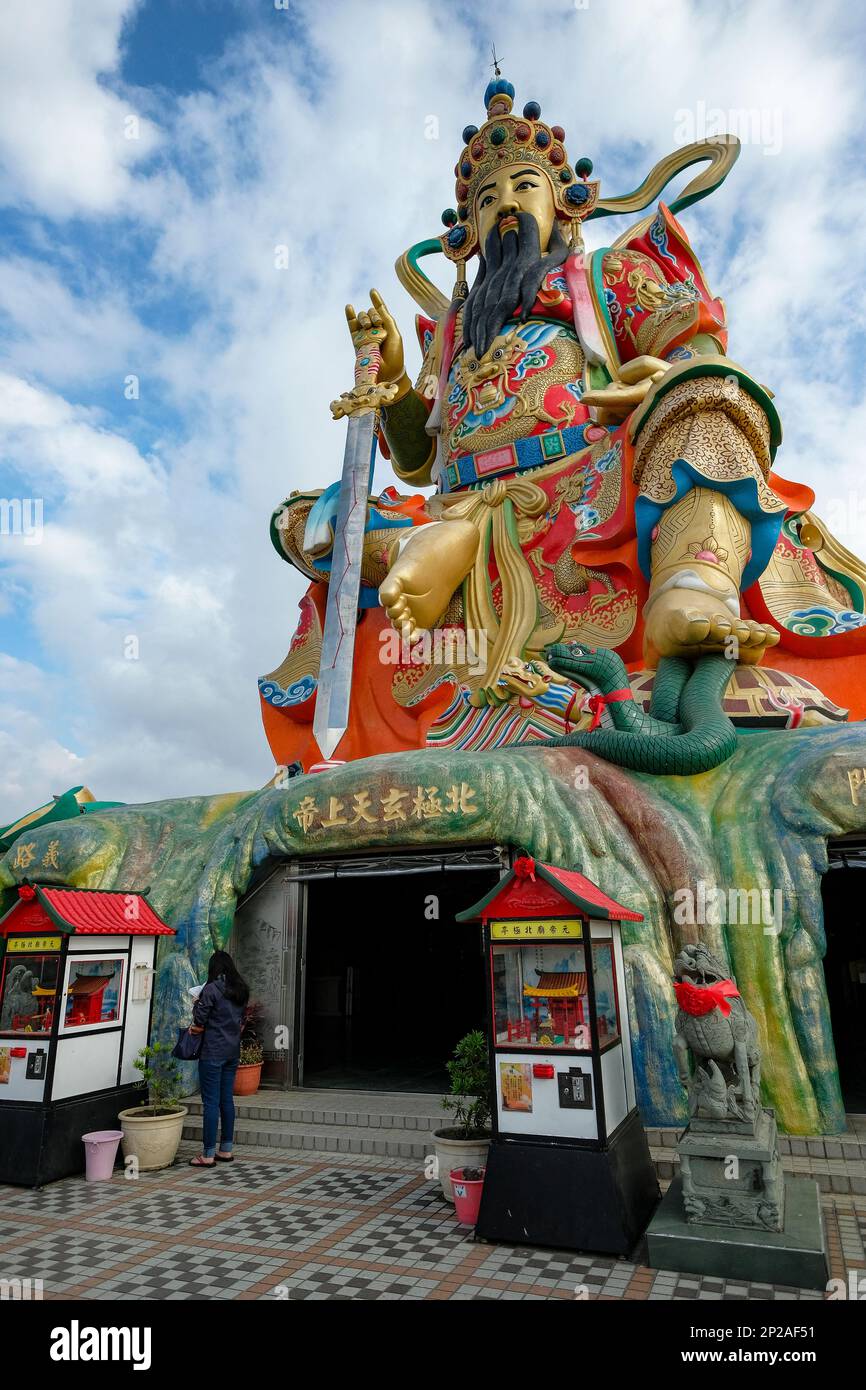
[[379, 573, 404, 609], [671, 608, 712, 646]]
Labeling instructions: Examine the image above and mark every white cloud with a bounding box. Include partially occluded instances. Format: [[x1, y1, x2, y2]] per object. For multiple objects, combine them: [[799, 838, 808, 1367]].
[[0, 372, 163, 496], [0, 256, 152, 390], [0, 0, 159, 215]]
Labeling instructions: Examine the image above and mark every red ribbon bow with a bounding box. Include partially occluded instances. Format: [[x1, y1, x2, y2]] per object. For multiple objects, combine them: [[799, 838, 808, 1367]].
[[514, 856, 536, 881], [587, 687, 632, 731], [673, 978, 740, 1017]]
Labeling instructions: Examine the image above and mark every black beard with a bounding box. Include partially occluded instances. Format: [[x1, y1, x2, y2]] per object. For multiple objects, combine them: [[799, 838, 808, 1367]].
[[462, 213, 570, 359]]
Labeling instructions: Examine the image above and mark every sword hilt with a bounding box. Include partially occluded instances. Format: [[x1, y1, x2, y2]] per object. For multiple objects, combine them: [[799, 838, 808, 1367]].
[[330, 325, 400, 420]]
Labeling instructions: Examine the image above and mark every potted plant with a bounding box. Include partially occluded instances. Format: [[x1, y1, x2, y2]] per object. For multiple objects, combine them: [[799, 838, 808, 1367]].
[[118, 1042, 189, 1171], [233, 1000, 265, 1096], [431, 1030, 492, 1203]]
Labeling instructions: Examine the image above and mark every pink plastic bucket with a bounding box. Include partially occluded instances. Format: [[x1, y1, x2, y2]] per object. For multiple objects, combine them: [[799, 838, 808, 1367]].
[[82, 1130, 124, 1181], [450, 1167, 486, 1226]]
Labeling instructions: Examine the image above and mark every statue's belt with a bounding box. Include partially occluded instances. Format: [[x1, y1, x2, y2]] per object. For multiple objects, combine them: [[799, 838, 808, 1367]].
[[439, 421, 609, 494]]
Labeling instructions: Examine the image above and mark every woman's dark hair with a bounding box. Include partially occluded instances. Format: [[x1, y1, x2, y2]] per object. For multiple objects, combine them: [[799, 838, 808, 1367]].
[[207, 950, 249, 1007]]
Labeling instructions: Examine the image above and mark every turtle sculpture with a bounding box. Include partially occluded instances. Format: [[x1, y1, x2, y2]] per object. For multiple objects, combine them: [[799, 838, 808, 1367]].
[[670, 942, 761, 1123]]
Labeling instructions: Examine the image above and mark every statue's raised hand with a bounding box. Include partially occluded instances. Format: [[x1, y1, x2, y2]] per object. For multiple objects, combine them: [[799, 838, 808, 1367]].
[[345, 289, 404, 384], [330, 289, 403, 419]]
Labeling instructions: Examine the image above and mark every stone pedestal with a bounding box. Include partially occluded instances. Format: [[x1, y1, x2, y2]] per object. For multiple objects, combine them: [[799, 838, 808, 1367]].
[[679, 1107, 785, 1232], [647, 1174, 829, 1290], [647, 1092, 829, 1289]]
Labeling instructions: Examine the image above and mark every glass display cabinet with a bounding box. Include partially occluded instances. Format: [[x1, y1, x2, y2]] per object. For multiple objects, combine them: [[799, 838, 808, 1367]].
[[0, 883, 175, 1186], [457, 856, 659, 1254]]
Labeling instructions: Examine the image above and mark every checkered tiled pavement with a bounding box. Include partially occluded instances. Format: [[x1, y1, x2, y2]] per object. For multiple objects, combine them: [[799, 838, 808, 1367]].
[[0, 1140, 862, 1300]]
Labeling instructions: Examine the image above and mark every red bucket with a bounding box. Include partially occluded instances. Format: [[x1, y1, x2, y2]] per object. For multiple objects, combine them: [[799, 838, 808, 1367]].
[[450, 1167, 485, 1226]]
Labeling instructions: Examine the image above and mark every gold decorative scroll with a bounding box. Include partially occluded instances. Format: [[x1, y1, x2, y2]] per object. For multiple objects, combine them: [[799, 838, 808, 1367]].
[[435, 476, 548, 701], [599, 137, 741, 248], [395, 246, 450, 320]]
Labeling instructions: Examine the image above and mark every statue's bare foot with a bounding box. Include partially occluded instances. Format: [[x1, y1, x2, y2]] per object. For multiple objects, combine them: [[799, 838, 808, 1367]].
[[379, 519, 478, 641], [644, 586, 780, 666]]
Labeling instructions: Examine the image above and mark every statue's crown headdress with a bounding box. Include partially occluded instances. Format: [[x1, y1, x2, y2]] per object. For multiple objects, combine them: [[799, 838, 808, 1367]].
[[440, 78, 599, 263]]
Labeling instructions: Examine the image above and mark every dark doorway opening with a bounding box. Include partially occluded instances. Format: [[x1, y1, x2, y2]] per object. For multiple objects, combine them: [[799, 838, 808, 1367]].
[[822, 844, 866, 1114], [302, 864, 496, 1092]]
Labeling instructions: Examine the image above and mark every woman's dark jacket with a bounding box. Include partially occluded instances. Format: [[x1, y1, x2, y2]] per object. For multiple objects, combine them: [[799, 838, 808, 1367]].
[[192, 977, 244, 1062]]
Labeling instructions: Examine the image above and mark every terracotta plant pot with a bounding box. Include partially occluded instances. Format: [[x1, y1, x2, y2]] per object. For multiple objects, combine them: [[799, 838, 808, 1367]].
[[233, 1062, 262, 1096], [118, 1105, 188, 1172], [431, 1128, 491, 1203]]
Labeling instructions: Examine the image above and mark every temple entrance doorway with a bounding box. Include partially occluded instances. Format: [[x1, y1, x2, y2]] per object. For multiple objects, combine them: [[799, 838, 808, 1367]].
[[822, 839, 866, 1114], [300, 851, 501, 1092], [230, 846, 505, 1093]]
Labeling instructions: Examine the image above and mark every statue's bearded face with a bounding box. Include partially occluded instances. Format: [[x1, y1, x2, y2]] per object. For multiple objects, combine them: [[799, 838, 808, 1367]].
[[462, 162, 570, 360], [474, 162, 556, 251]]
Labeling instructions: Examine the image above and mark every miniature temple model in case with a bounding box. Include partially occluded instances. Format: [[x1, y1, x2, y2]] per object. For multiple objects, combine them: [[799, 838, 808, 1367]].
[[0, 883, 175, 1186], [457, 856, 659, 1254]]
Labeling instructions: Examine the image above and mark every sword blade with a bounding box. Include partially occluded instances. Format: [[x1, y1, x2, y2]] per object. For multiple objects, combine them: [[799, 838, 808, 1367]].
[[312, 409, 377, 760]]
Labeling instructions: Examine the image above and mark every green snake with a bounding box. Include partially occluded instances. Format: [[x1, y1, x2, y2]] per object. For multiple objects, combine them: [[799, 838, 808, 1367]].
[[540, 643, 737, 775]]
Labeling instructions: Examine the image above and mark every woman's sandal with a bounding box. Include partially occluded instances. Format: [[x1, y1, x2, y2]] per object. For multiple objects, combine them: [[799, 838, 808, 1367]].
[[189, 1155, 216, 1167], [215, 1153, 234, 1163]]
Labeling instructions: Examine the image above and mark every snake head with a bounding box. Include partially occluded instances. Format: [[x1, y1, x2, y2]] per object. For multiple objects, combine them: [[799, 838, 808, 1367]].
[[544, 640, 594, 675]]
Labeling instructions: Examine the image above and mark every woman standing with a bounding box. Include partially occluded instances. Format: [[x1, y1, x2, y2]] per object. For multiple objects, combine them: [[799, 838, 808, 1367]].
[[188, 950, 249, 1168]]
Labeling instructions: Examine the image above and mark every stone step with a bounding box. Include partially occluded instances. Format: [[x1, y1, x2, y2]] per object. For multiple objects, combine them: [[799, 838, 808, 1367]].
[[184, 1087, 445, 1134], [180, 1118, 866, 1194], [182, 1113, 432, 1160], [183, 1094, 866, 1191]]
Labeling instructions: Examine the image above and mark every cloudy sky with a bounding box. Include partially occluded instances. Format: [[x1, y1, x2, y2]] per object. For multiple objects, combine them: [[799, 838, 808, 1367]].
[[0, 0, 864, 822]]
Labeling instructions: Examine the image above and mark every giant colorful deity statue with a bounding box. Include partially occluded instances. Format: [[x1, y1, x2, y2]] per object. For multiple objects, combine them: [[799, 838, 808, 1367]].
[[5, 80, 866, 1145], [262, 77, 866, 770]]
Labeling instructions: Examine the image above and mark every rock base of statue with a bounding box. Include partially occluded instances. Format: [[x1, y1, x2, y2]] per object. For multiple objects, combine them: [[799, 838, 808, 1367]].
[[646, 1173, 829, 1290], [680, 1106, 785, 1232]]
